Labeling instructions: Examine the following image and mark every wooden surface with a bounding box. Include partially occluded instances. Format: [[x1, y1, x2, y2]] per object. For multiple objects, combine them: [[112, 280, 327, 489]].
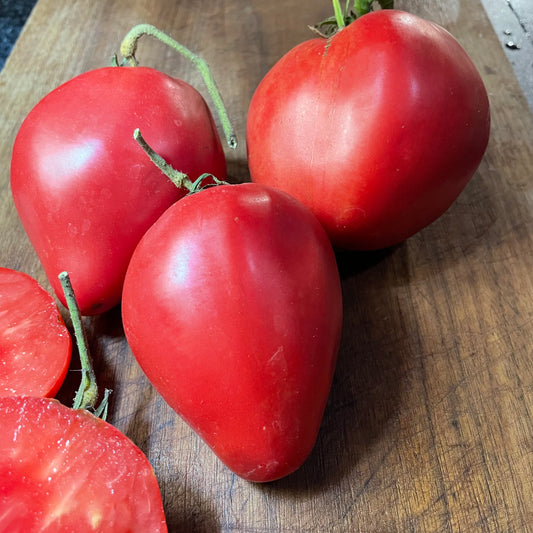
[[1, 1, 533, 531]]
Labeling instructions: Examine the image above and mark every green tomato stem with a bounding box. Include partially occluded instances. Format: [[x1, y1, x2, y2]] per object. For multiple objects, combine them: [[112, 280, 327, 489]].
[[133, 129, 227, 194], [314, 0, 393, 37], [58, 271, 110, 417], [133, 128, 195, 192], [332, 0, 346, 30], [119, 23, 237, 151]]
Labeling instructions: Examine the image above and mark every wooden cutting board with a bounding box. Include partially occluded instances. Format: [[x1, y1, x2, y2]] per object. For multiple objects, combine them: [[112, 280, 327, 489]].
[[1, 1, 533, 531]]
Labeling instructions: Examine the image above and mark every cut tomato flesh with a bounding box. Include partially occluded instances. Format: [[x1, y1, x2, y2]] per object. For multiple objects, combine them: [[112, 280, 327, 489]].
[[0, 396, 167, 532], [0, 267, 71, 397]]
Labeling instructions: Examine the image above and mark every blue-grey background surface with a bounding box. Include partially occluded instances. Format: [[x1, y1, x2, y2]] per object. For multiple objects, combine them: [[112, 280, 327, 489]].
[[0, 0, 38, 69]]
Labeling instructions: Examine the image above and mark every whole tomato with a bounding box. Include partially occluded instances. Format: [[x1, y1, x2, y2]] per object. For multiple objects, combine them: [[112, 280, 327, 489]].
[[246, 9, 490, 250], [11, 65, 226, 315], [122, 183, 343, 482]]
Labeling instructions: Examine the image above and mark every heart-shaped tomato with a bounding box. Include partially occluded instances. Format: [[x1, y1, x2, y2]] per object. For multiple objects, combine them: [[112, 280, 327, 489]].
[[247, 10, 490, 250], [11, 66, 226, 315], [122, 183, 343, 482]]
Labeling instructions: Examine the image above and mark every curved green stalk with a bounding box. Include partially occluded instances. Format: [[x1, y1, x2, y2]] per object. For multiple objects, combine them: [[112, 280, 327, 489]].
[[119, 24, 237, 150], [58, 271, 110, 417]]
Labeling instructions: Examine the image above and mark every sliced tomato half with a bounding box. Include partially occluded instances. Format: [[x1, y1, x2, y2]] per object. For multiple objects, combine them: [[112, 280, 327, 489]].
[[0, 267, 71, 397], [0, 396, 167, 532]]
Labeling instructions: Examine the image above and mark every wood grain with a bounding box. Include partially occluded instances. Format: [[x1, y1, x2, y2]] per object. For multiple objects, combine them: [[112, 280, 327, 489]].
[[1, 1, 533, 531]]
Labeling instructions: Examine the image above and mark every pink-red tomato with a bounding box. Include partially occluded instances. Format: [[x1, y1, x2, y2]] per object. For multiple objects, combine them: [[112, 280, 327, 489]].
[[0, 267, 71, 398], [122, 183, 343, 482], [11, 66, 226, 315], [0, 396, 167, 532], [246, 10, 490, 250]]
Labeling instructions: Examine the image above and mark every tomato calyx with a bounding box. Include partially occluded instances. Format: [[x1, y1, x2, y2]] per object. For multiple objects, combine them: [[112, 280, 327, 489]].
[[58, 271, 111, 418], [311, 0, 394, 38], [112, 23, 237, 151], [188, 173, 228, 194], [133, 128, 229, 195]]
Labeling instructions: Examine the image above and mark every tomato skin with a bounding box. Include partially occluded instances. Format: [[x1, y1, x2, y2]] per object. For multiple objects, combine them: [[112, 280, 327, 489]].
[[0, 268, 71, 398], [246, 10, 491, 250], [11, 66, 226, 315], [0, 396, 167, 532], [122, 183, 343, 482]]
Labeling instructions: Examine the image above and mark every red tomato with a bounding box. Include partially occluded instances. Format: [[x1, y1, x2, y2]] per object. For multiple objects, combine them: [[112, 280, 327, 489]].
[[0, 267, 71, 398], [122, 183, 343, 482], [0, 396, 167, 532], [11, 66, 226, 315], [246, 10, 491, 250]]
